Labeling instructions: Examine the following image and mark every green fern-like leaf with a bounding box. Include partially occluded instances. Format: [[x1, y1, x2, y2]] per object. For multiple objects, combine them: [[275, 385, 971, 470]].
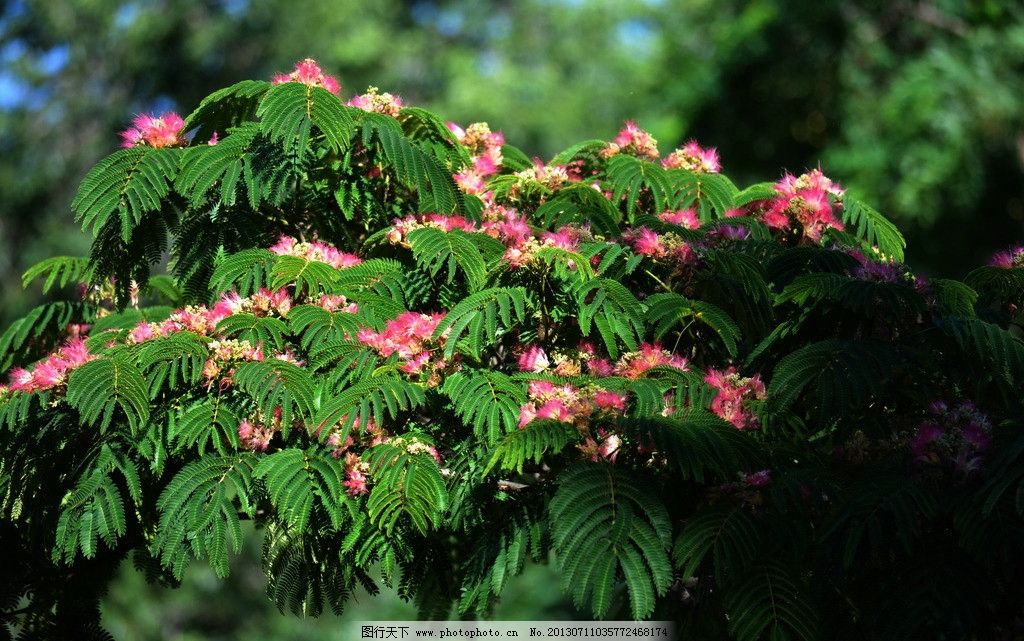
[[670, 170, 739, 220], [72, 146, 180, 242], [312, 374, 426, 439], [269, 255, 341, 296], [262, 524, 354, 617], [257, 82, 356, 153], [485, 420, 579, 474], [432, 287, 527, 359], [407, 228, 488, 292], [575, 278, 645, 358], [54, 445, 140, 564], [152, 453, 256, 578], [673, 504, 761, 585], [364, 115, 463, 213], [183, 79, 270, 140], [137, 331, 208, 395], [732, 182, 777, 209], [21, 256, 92, 293], [440, 370, 526, 445], [550, 139, 607, 165], [964, 265, 1024, 306], [0, 301, 88, 371], [255, 447, 352, 531], [168, 395, 240, 455], [939, 317, 1024, 388], [363, 440, 448, 535], [66, 356, 151, 434], [550, 464, 672, 619], [841, 196, 906, 262], [232, 360, 316, 437], [533, 183, 622, 236], [209, 248, 276, 296], [646, 293, 742, 357], [724, 561, 818, 641], [605, 154, 672, 221], [216, 313, 289, 351], [397, 106, 471, 168], [288, 304, 367, 351], [176, 123, 262, 208], [767, 339, 901, 426], [617, 412, 756, 482]]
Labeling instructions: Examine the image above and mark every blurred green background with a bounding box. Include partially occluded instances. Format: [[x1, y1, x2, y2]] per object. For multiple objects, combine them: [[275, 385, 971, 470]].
[[2, 0, 1023, 635]]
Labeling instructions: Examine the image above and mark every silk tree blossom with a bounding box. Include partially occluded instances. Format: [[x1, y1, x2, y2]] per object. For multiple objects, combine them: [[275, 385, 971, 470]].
[[579, 429, 622, 463], [622, 227, 698, 268], [512, 159, 581, 193], [518, 346, 551, 373], [120, 112, 186, 149], [238, 418, 276, 452], [614, 343, 689, 380], [357, 312, 452, 384], [271, 58, 340, 94], [851, 259, 907, 284], [743, 469, 773, 487], [659, 208, 701, 229], [502, 225, 590, 270], [704, 367, 767, 430], [7, 337, 94, 394], [268, 235, 362, 269], [343, 453, 371, 496], [449, 121, 505, 195], [911, 399, 992, 476], [315, 293, 358, 313], [761, 169, 846, 241], [386, 213, 478, 247], [601, 121, 659, 160], [990, 245, 1024, 268], [662, 141, 721, 173], [346, 86, 403, 116]]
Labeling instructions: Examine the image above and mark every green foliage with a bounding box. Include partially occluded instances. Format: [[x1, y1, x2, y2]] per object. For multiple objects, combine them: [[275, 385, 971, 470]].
[[363, 441, 448, 535], [550, 465, 672, 619], [257, 82, 355, 153], [441, 370, 526, 445], [255, 448, 351, 531], [72, 147, 180, 242], [153, 454, 256, 578], [66, 356, 151, 434]]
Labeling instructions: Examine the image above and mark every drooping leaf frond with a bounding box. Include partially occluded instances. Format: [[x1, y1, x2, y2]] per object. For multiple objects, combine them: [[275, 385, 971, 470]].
[[153, 454, 256, 578], [549, 464, 672, 619], [72, 147, 180, 242]]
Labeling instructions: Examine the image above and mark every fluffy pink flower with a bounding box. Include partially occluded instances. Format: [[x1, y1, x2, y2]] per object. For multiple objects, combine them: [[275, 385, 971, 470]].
[[344, 468, 369, 496], [346, 86, 403, 116], [518, 346, 551, 373], [659, 208, 701, 229], [272, 58, 341, 95], [536, 399, 572, 422], [614, 343, 689, 379], [518, 403, 538, 428], [763, 169, 845, 241], [237, 418, 274, 452], [744, 470, 772, 487], [704, 367, 767, 430], [120, 112, 185, 149], [625, 227, 666, 258], [593, 390, 628, 412], [662, 141, 721, 173], [990, 245, 1024, 268], [603, 121, 659, 160], [8, 368, 34, 393]]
